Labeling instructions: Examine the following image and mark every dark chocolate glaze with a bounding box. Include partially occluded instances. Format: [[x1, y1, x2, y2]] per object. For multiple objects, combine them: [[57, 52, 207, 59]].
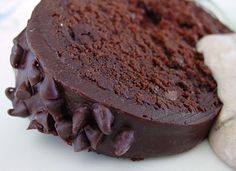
[[6, 0, 231, 160]]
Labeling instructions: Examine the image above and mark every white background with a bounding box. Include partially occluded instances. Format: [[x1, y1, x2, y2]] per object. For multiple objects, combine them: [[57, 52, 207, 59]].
[[0, 0, 235, 171]]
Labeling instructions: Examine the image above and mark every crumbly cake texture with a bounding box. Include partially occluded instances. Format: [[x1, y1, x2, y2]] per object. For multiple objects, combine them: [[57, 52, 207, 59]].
[[6, 0, 230, 159]]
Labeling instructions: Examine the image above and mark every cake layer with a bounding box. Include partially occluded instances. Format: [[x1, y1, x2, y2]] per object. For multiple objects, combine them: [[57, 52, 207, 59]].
[[27, 0, 229, 124]]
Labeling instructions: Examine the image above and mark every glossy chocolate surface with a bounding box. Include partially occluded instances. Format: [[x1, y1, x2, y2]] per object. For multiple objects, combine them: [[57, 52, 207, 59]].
[[6, 0, 231, 159]]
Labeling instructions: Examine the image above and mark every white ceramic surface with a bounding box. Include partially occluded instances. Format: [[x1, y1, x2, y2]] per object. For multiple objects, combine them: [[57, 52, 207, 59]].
[[0, 1, 235, 171]]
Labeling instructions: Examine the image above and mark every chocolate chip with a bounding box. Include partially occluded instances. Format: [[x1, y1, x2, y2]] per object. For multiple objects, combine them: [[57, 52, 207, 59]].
[[113, 129, 135, 156], [8, 102, 29, 117], [84, 125, 103, 150], [40, 76, 60, 100], [10, 44, 24, 68], [73, 107, 89, 135], [73, 132, 89, 152], [27, 120, 44, 132], [55, 120, 72, 140], [5, 87, 16, 101], [35, 112, 55, 133], [15, 82, 32, 100], [43, 99, 64, 121], [92, 103, 114, 135], [28, 63, 42, 86]]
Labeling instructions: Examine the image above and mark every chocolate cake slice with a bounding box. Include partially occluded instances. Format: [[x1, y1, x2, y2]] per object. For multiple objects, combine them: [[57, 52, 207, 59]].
[[6, 0, 230, 159]]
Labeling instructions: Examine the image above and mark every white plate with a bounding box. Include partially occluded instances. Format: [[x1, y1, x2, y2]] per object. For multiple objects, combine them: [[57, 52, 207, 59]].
[[0, 1, 235, 171]]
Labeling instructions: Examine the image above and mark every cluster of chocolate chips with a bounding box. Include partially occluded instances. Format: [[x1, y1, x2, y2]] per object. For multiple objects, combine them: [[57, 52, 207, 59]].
[[6, 30, 135, 157]]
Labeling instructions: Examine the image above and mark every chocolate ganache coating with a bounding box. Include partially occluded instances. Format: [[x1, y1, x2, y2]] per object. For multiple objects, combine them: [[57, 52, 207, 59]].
[[6, 0, 231, 160]]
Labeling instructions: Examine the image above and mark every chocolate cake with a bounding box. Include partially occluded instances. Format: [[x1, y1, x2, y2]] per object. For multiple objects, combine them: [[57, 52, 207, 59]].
[[6, 0, 230, 160]]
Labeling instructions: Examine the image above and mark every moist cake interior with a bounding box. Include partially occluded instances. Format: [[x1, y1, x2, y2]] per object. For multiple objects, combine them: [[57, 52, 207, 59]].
[[47, 0, 226, 119]]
